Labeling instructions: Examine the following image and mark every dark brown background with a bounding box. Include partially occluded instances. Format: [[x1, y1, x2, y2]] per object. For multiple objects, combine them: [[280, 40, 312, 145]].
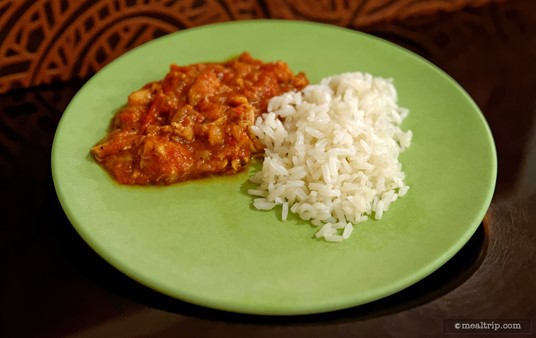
[[1, 0, 535, 337], [1, 0, 502, 93]]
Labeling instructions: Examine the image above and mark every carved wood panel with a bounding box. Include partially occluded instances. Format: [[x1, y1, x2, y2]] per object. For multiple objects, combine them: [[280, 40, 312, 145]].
[[0, 0, 501, 93]]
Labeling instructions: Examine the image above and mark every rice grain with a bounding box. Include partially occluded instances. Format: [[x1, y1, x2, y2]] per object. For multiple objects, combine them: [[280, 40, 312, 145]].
[[250, 72, 412, 242]]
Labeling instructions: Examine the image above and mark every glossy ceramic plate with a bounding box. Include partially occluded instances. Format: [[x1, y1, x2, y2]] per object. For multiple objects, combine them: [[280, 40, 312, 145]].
[[51, 20, 496, 315]]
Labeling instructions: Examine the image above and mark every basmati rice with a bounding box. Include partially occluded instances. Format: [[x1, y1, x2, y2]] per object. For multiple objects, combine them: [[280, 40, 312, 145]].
[[249, 72, 412, 242]]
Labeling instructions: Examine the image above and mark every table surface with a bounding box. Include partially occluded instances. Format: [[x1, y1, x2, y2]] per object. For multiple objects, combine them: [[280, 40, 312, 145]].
[[1, 0, 535, 337]]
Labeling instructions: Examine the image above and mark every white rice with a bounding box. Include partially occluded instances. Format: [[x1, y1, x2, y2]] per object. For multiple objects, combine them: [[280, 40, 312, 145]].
[[249, 72, 412, 242]]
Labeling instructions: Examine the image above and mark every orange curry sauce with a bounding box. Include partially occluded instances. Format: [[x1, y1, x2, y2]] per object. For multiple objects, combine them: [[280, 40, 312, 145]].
[[91, 53, 308, 185]]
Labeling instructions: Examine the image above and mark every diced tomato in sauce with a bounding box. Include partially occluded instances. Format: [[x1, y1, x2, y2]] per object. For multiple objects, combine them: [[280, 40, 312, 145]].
[[91, 53, 308, 185]]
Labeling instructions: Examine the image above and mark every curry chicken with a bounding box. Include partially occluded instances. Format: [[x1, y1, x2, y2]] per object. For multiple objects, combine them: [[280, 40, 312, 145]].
[[91, 53, 308, 185]]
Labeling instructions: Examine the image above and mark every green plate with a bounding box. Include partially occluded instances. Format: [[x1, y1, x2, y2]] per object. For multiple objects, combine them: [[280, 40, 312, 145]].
[[51, 20, 497, 315]]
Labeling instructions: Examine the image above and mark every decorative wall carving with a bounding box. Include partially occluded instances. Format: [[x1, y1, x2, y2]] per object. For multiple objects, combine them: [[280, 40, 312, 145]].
[[0, 0, 501, 93]]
